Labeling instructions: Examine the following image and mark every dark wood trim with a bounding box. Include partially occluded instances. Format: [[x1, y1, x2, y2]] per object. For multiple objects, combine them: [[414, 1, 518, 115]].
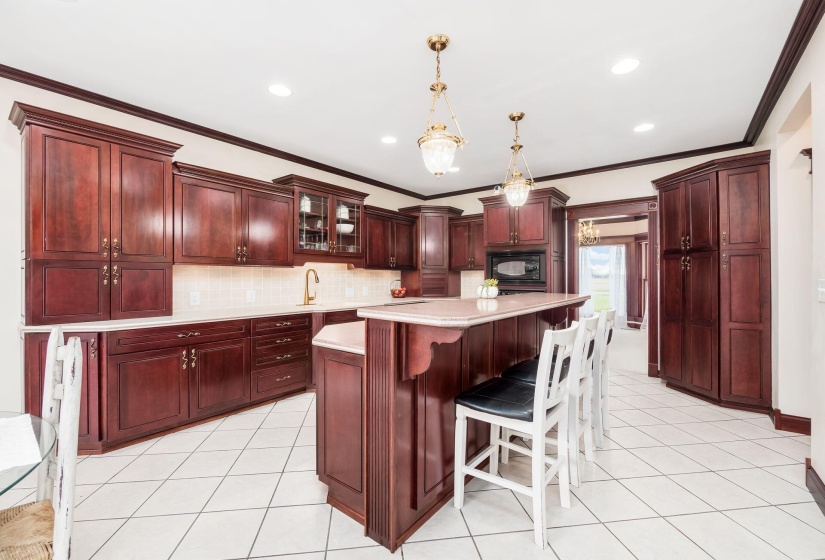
[[174, 162, 292, 195], [273, 174, 368, 201], [477, 186, 570, 205], [652, 151, 772, 188], [397, 205, 464, 216], [744, 0, 825, 144], [665, 382, 772, 415], [567, 196, 658, 220], [363, 205, 418, 223], [808, 464, 825, 517], [0, 64, 424, 200], [327, 495, 365, 526], [773, 408, 812, 435], [447, 213, 483, 224], [802, 148, 813, 158]]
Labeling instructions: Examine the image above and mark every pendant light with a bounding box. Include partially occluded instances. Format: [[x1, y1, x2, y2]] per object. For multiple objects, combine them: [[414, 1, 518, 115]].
[[418, 34, 467, 177], [495, 112, 535, 207], [578, 220, 600, 245]]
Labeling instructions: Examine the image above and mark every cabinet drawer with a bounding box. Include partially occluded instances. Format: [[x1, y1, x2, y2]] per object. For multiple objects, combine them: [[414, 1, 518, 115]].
[[253, 331, 312, 353], [107, 319, 250, 355], [252, 314, 312, 336], [252, 343, 310, 371], [421, 273, 448, 297], [252, 362, 310, 401]]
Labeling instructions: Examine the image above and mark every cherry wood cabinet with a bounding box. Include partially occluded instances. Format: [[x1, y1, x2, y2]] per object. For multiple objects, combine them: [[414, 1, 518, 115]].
[[399, 206, 463, 297], [483, 202, 513, 246], [654, 152, 771, 410], [25, 332, 100, 451], [449, 214, 484, 270], [189, 338, 251, 419], [273, 175, 367, 267], [242, 189, 293, 266], [364, 206, 417, 270], [13, 103, 181, 325]]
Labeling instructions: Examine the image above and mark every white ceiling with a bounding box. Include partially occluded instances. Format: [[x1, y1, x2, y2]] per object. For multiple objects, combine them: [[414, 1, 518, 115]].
[[0, 0, 802, 197]]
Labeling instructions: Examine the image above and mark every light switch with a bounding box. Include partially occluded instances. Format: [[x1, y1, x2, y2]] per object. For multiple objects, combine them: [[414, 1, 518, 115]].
[[818, 280, 825, 303], [189, 291, 201, 306], [246, 289, 256, 303]]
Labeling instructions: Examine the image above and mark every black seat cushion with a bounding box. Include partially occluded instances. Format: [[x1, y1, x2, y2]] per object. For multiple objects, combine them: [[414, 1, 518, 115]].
[[455, 377, 538, 422], [502, 356, 570, 385]]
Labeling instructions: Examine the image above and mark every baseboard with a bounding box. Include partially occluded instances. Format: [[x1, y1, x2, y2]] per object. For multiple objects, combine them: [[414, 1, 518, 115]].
[[773, 408, 812, 435], [648, 363, 659, 378], [807, 464, 825, 517], [664, 383, 771, 415]]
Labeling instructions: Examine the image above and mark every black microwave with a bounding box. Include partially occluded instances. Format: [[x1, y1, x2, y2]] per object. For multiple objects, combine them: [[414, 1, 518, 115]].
[[486, 250, 546, 286]]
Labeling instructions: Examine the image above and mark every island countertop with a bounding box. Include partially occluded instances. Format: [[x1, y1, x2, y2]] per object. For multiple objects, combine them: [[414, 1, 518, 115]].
[[356, 292, 589, 327], [313, 320, 365, 355]]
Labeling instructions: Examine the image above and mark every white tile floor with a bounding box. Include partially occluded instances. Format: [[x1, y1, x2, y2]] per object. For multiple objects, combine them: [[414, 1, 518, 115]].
[[2, 368, 821, 560]]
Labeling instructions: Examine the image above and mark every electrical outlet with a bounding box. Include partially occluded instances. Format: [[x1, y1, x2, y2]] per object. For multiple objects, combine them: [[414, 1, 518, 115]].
[[818, 279, 825, 303], [346, 287, 355, 298], [362, 286, 369, 296], [246, 289, 256, 303], [189, 291, 201, 306]]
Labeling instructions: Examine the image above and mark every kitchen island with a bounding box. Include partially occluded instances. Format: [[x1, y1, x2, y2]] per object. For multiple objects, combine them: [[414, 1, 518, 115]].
[[313, 292, 588, 552]]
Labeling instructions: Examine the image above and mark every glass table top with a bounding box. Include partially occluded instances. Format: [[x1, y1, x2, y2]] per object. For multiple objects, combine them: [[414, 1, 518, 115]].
[[0, 411, 56, 496]]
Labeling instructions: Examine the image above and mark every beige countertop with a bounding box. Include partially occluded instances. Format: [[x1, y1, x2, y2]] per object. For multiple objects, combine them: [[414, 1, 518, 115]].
[[357, 293, 589, 327], [312, 321, 366, 355], [19, 297, 443, 334]]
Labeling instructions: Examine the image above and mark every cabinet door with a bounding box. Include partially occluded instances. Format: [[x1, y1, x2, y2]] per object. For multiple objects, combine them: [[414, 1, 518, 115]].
[[26, 260, 110, 325], [462, 323, 494, 460], [296, 189, 331, 255], [420, 213, 448, 269], [26, 332, 100, 450], [515, 198, 549, 245], [252, 361, 310, 402], [493, 317, 519, 373], [484, 203, 513, 246], [242, 190, 293, 266], [718, 165, 770, 250], [364, 214, 392, 268], [393, 220, 416, 270], [551, 200, 566, 257], [659, 254, 684, 385], [107, 347, 189, 442], [111, 145, 172, 263], [470, 220, 486, 270], [449, 221, 470, 270], [683, 252, 718, 398], [516, 313, 539, 362], [659, 183, 684, 254], [189, 338, 251, 419], [719, 249, 771, 407], [27, 126, 111, 261], [333, 196, 363, 257], [174, 176, 242, 264], [685, 173, 717, 252], [111, 262, 172, 320]]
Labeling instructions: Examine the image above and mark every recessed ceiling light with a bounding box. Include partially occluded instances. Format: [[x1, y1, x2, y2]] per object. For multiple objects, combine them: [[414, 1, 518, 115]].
[[381, 136, 397, 144], [634, 123, 655, 132], [267, 84, 292, 97], [611, 58, 640, 75], [448, 167, 460, 172]]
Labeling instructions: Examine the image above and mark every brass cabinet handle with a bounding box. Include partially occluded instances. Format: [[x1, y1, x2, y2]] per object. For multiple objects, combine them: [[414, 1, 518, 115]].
[[686, 255, 691, 271], [510, 232, 514, 243], [102, 237, 109, 258], [176, 331, 202, 338], [190, 348, 197, 368], [722, 253, 727, 270], [276, 353, 293, 360], [112, 238, 119, 258], [242, 246, 248, 263], [685, 235, 690, 250], [90, 338, 97, 360], [680, 256, 685, 271], [275, 375, 292, 382], [275, 321, 292, 327], [103, 265, 109, 285], [182, 350, 188, 369], [276, 338, 292, 343], [722, 231, 727, 245], [112, 265, 119, 285], [680, 235, 685, 250], [514, 232, 519, 243]]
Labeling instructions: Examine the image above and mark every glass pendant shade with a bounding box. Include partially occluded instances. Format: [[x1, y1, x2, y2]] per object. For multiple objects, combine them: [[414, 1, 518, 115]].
[[418, 123, 459, 177], [502, 171, 532, 207]]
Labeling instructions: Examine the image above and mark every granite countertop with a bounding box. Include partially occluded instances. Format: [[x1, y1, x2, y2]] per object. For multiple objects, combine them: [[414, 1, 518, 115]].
[[357, 293, 589, 327], [312, 321, 366, 355], [19, 297, 445, 333]]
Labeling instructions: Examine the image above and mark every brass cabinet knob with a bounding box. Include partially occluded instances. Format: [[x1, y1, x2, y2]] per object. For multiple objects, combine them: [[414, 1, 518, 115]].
[[190, 348, 197, 368], [102, 237, 109, 258], [103, 265, 109, 285], [182, 350, 188, 369], [112, 265, 119, 285], [112, 238, 119, 258]]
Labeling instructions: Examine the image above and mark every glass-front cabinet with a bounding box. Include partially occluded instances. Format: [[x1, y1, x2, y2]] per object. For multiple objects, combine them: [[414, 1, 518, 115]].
[[273, 175, 366, 263]]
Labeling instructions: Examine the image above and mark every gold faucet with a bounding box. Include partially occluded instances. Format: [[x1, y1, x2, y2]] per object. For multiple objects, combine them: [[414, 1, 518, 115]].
[[302, 268, 320, 305]]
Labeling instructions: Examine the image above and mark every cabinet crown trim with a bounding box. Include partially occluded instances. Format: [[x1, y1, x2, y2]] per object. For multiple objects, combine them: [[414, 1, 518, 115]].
[[174, 162, 292, 195], [478, 186, 569, 205], [448, 214, 483, 223], [397, 205, 464, 216], [364, 205, 418, 223], [272, 174, 367, 200], [9, 102, 182, 155], [652, 150, 771, 189]]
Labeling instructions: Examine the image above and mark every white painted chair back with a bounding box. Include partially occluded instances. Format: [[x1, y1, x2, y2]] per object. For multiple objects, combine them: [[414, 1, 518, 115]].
[[37, 327, 83, 560], [532, 321, 584, 417], [592, 309, 616, 448]]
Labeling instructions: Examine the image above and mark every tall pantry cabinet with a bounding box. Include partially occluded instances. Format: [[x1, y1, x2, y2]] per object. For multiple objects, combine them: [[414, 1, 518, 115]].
[[654, 151, 771, 410]]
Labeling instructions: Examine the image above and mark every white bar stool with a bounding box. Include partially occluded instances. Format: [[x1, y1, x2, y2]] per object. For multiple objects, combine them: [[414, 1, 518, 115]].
[[592, 308, 617, 448]]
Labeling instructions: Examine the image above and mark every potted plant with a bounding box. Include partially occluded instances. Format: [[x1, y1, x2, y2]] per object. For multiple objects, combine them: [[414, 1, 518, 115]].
[[477, 278, 499, 299]]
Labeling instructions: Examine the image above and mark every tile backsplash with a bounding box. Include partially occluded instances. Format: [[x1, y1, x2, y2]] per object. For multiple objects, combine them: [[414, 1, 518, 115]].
[[173, 264, 401, 311], [461, 270, 485, 298]]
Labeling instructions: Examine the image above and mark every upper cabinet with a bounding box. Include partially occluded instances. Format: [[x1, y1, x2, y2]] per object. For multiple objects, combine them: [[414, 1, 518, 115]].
[[174, 164, 293, 267], [399, 206, 463, 297], [364, 206, 417, 270], [449, 214, 484, 270], [272, 175, 367, 267], [12, 103, 181, 325], [718, 164, 770, 250], [480, 188, 568, 248]]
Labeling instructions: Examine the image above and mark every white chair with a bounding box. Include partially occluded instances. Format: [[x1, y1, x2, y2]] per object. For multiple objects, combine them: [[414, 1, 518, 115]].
[[567, 314, 599, 486], [453, 321, 587, 548], [592, 309, 617, 449], [0, 328, 83, 560]]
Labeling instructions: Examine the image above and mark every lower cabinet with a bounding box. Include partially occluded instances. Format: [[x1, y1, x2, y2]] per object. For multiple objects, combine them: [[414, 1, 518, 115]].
[[106, 346, 190, 443], [189, 338, 251, 419]]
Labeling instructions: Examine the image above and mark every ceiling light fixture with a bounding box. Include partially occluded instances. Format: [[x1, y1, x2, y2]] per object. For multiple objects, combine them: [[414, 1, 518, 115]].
[[494, 112, 535, 207], [381, 136, 397, 144], [448, 167, 460, 172], [634, 123, 655, 132], [418, 34, 466, 178], [579, 220, 600, 245], [267, 84, 292, 97], [611, 58, 640, 75]]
